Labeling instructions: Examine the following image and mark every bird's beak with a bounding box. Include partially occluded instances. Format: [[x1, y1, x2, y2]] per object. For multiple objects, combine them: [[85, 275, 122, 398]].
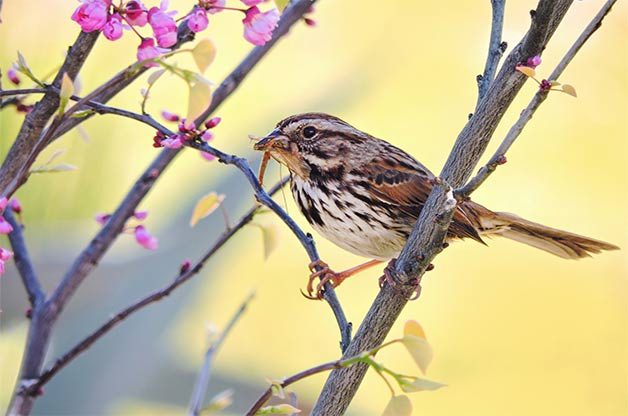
[[253, 129, 284, 151]]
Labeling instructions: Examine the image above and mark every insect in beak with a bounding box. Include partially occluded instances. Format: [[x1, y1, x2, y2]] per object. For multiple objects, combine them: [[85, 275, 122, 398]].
[[253, 129, 281, 151]]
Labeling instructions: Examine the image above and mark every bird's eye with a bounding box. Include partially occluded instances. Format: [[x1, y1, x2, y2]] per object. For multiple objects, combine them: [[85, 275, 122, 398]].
[[302, 126, 317, 139]]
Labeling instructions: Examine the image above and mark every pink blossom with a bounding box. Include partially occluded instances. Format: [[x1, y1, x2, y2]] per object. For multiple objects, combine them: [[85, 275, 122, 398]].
[[200, 151, 216, 162], [9, 198, 22, 214], [0, 248, 13, 261], [95, 213, 111, 225], [180, 259, 191, 274], [161, 110, 180, 122], [160, 135, 184, 149], [148, 3, 178, 48], [125, 0, 148, 26], [0, 197, 8, 211], [206, 0, 225, 14], [133, 210, 148, 220], [0, 260, 5, 276], [0, 216, 13, 234], [137, 38, 163, 65], [71, 0, 111, 32], [242, 6, 279, 46], [7, 68, 20, 85], [204, 117, 221, 129], [103, 14, 123, 40], [304, 17, 316, 27], [187, 7, 209, 32], [201, 130, 214, 142], [134, 225, 158, 250], [241, 0, 264, 6], [526, 55, 542, 69]]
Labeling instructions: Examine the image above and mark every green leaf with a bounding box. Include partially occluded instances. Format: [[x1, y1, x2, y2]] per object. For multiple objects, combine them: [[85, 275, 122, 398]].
[[147, 68, 166, 86], [192, 39, 217, 73], [381, 395, 412, 416], [275, 0, 290, 11], [400, 335, 433, 374], [255, 404, 301, 415], [58, 73, 74, 115], [190, 192, 225, 227], [31, 163, 78, 174], [16, 51, 44, 86], [515, 65, 536, 78], [561, 84, 577, 97], [187, 81, 212, 122], [398, 376, 446, 393], [200, 389, 233, 414]]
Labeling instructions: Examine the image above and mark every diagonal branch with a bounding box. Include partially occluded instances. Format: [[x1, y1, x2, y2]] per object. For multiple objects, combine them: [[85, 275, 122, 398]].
[[4, 209, 45, 306], [23, 180, 285, 396], [188, 291, 255, 416], [311, 1, 579, 414], [476, 0, 507, 108], [458, 0, 618, 198]]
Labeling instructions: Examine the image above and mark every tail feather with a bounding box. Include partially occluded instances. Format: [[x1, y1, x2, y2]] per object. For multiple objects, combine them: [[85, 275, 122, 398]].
[[486, 211, 619, 259]]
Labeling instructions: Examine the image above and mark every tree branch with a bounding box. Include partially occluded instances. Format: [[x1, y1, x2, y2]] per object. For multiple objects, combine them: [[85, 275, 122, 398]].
[[476, 0, 506, 108], [311, 1, 577, 414], [188, 292, 255, 416], [0, 31, 100, 198], [4, 209, 45, 306], [458, 0, 618, 198]]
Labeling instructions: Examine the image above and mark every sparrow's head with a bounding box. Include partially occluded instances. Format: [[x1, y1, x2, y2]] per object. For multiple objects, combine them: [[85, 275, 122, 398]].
[[254, 112, 371, 179]]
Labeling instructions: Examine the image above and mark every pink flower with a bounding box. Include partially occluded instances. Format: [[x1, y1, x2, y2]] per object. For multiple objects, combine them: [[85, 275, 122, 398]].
[[7, 68, 20, 85], [71, 0, 111, 32], [204, 116, 221, 129], [133, 210, 148, 220], [125, 0, 148, 26], [134, 225, 158, 250], [148, 2, 178, 48], [526, 55, 542, 69], [241, 0, 263, 6], [161, 110, 180, 122], [201, 130, 214, 142], [200, 151, 216, 162], [95, 213, 111, 225], [0, 260, 5, 276], [0, 216, 13, 234], [137, 38, 163, 65], [242, 6, 279, 46], [187, 7, 209, 32], [9, 198, 22, 214], [206, 0, 225, 14], [0, 197, 8, 211], [103, 14, 123, 40], [0, 248, 13, 261], [160, 135, 184, 149]]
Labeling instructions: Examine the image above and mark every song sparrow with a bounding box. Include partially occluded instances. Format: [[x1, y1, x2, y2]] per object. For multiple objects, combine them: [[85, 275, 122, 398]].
[[254, 113, 618, 298]]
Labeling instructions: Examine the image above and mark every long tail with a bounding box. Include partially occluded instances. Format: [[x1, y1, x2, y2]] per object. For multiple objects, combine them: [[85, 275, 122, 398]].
[[459, 203, 619, 259]]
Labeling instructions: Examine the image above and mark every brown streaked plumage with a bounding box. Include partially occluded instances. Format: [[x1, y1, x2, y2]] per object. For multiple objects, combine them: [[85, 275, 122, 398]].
[[254, 113, 619, 298]]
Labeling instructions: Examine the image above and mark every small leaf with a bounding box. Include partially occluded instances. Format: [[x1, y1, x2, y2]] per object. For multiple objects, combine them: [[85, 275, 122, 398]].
[[403, 320, 426, 340], [516, 65, 536, 78], [561, 84, 577, 97], [255, 404, 301, 415], [400, 335, 433, 374], [147, 68, 166, 85], [42, 149, 66, 166], [257, 224, 279, 260], [190, 192, 225, 227], [31, 163, 78, 174], [187, 81, 212, 122], [549, 80, 561, 87], [398, 376, 446, 393], [17, 51, 28, 69], [192, 39, 217, 73], [381, 395, 413, 416], [266, 378, 286, 399], [201, 389, 233, 414], [58, 73, 74, 115], [275, 0, 290, 11], [70, 109, 95, 118]]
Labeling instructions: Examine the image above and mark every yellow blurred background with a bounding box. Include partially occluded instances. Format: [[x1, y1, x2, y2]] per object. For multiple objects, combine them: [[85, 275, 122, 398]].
[[1, 1, 626, 415]]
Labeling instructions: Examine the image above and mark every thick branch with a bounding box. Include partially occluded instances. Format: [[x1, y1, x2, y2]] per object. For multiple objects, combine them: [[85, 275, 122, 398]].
[[4, 209, 45, 306], [0, 31, 99, 198], [459, 0, 618, 197], [188, 292, 255, 416], [311, 1, 576, 414]]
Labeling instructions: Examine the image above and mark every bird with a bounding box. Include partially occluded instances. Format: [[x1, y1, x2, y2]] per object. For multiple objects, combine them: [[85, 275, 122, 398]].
[[253, 112, 619, 299]]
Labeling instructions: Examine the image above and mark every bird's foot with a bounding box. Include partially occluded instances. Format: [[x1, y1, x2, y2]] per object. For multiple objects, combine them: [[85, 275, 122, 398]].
[[303, 259, 344, 300], [378, 258, 423, 300]]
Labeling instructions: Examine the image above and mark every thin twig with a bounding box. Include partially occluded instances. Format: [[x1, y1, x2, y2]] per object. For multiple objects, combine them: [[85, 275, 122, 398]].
[[4, 209, 45, 306], [476, 0, 507, 108], [188, 291, 255, 416], [458, 0, 618, 198], [23, 180, 287, 395]]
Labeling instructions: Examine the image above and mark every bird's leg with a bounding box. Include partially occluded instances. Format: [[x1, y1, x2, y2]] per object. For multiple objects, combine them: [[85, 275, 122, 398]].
[[305, 259, 383, 300], [379, 258, 427, 300]]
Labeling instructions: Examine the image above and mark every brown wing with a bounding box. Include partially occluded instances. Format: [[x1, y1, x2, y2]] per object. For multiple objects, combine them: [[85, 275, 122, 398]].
[[362, 147, 485, 243]]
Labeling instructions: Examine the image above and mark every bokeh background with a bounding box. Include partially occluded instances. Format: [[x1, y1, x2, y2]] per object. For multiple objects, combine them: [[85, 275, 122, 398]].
[[1, 1, 627, 415]]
